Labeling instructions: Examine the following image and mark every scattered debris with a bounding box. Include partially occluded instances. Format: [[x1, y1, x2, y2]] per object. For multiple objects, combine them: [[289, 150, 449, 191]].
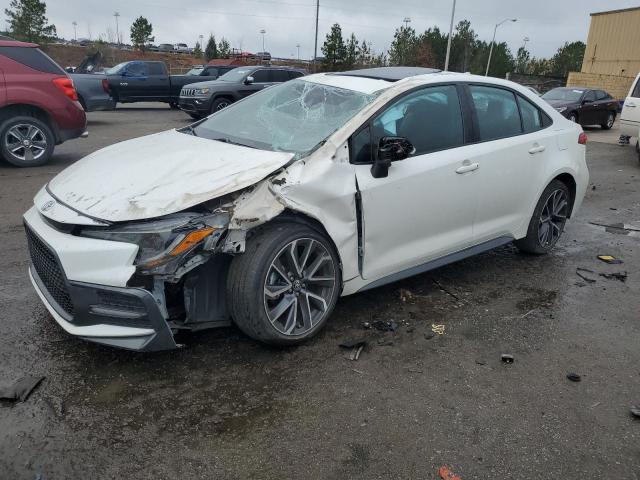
[[599, 271, 628, 282], [362, 322, 371, 329], [501, 354, 514, 364], [591, 402, 601, 408], [521, 309, 536, 318], [371, 320, 398, 332], [591, 184, 596, 190], [431, 324, 445, 335], [339, 339, 367, 361], [377, 339, 394, 346], [475, 360, 486, 366], [630, 406, 640, 418], [438, 466, 463, 480], [424, 331, 436, 340], [339, 339, 367, 349], [399, 288, 413, 302], [576, 267, 597, 283], [407, 367, 423, 373], [352, 368, 364, 375], [566, 372, 582, 382], [0, 376, 45, 402], [597, 255, 623, 265]]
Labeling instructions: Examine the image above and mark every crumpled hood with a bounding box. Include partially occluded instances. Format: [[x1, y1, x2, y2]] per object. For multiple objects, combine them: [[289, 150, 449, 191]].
[[47, 129, 293, 222]]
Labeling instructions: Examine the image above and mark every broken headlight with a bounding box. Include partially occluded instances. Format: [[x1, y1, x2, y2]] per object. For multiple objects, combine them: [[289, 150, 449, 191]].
[[79, 213, 227, 274]]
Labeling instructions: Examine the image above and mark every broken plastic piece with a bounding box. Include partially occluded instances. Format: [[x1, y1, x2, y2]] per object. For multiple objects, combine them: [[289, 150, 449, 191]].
[[0, 376, 45, 402], [597, 255, 623, 264], [567, 372, 581, 382], [424, 331, 435, 340], [371, 320, 398, 332], [431, 324, 445, 335], [339, 339, 367, 349], [438, 466, 463, 480], [501, 354, 514, 364], [599, 271, 628, 282], [630, 406, 640, 418]]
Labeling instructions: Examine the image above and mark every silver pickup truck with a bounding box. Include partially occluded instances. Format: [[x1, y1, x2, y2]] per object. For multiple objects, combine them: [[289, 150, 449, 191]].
[[70, 73, 115, 112]]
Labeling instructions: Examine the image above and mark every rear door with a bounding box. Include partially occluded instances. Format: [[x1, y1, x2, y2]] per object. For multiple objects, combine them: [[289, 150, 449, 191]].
[[465, 84, 552, 244], [579, 90, 598, 125], [146, 62, 170, 99], [620, 74, 640, 136]]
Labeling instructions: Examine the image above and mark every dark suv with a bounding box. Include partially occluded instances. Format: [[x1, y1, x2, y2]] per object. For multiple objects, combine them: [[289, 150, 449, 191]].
[[0, 40, 87, 167], [178, 65, 305, 119]]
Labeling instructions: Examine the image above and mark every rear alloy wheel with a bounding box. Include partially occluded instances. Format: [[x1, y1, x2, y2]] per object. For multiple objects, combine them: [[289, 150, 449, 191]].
[[211, 98, 232, 113], [227, 223, 341, 345], [515, 180, 570, 254], [601, 112, 615, 130], [0, 116, 54, 167]]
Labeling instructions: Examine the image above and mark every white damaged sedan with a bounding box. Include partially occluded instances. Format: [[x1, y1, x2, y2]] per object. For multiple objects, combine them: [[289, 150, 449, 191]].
[[24, 67, 589, 351]]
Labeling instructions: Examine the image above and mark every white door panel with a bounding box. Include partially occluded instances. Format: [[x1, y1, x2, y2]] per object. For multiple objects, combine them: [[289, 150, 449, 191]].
[[620, 74, 640, 137], [354, 146, 477, 281], [471, 131, 551, 243]]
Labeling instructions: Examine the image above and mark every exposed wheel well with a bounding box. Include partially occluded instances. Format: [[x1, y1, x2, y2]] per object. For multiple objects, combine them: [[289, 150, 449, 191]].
[[553, 173, 577, 217], [0, 104, 58, 141]]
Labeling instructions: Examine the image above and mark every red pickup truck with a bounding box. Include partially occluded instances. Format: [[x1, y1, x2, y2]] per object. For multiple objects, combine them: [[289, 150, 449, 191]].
[[0, 40, 87, 167]]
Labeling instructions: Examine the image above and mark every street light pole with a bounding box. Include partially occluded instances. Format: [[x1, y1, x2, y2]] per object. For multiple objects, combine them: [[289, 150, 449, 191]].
[[444, 0, 456, 71], [296, 43, 300, 60], [199, 34, 204, 61], [485, 18, 517, 76], [521, 36, 530, 51], [313, 0, 319, 67], [114, 12, 120, 47], [72, 21, 77, 41]]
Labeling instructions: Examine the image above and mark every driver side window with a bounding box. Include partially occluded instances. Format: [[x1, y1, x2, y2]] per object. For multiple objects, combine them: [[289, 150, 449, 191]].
[[350, 85, 464, 164], [126, 62, 147, 76]]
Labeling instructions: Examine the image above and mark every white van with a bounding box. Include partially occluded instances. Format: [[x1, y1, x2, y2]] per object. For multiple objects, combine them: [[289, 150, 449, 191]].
[[619, 73, 640, 138]]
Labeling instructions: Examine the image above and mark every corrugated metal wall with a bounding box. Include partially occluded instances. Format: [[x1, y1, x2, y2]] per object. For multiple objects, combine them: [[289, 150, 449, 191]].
[[581, 8, 640, 76]]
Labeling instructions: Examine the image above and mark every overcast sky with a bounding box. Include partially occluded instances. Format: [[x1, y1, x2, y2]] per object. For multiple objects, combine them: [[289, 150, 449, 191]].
[[41, 0, 638, 60]]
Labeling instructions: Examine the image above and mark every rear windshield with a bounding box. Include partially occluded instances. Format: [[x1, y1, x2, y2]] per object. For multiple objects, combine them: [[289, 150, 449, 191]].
[[0, 46, 65, 74], [542, 88, 584, 102]]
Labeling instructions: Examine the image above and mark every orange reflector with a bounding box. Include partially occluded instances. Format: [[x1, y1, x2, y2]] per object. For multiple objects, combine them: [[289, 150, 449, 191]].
[[169, 227, 215, 256]]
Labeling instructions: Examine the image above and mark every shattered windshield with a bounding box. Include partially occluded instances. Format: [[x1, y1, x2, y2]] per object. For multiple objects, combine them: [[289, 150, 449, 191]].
[[192, 79, 376, 155]]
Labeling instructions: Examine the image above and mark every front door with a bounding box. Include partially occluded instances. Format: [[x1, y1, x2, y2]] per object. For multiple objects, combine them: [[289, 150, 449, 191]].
[[238, 69, 271, 98], [352, 84, 477, 281]]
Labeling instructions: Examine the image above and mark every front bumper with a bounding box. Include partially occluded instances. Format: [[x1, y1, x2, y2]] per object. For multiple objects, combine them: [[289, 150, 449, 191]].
[[178, 96, 210, 115], [23, 207, 177, 351]]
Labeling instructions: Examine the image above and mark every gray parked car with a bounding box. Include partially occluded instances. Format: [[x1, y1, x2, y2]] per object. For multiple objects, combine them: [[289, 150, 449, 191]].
[[70, 73, 115, 112]]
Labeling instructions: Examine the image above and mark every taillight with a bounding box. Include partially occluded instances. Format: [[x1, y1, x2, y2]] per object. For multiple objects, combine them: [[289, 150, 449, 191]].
[[52, 77, 78, 101], [101, 78, 110, 94], [578, 132, 588, 145]]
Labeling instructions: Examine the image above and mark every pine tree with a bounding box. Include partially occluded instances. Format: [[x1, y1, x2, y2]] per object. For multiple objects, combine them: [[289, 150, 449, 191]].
[[4, 0, 56, 43], [321, 23, 346, 69], [130, 16, 153, 52], [218, 38, 231, 58], [205, 34, 218, 61]]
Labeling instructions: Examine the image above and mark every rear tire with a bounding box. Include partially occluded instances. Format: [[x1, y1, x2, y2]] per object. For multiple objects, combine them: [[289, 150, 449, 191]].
[[0, 116, 55, 167], [601, 111, 615, 130], [227, 223, 342, 345], [515, 180, 570, 255]]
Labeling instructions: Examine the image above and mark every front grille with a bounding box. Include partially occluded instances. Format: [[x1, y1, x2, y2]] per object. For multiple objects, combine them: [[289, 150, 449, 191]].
[[25, 225, 74, 316], [181, 88, 196, 97]]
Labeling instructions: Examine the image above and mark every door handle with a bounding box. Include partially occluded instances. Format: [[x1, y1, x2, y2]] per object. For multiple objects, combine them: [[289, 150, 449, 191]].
[[528, 145, 546, 154], [456, 161, 479, 174]]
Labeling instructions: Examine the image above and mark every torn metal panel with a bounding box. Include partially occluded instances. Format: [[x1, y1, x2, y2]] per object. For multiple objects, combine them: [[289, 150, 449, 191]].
[[47, 129, 294, 222], [228, 181, 285, 230]]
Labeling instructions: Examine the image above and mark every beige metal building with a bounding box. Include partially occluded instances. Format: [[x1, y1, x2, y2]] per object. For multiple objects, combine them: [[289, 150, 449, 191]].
[[567, 7, 640, 99]]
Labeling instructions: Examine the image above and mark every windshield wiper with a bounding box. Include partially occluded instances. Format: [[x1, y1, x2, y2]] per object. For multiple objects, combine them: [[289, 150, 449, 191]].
[[213, 137, 255, 149], [181, 125, 198, 136]]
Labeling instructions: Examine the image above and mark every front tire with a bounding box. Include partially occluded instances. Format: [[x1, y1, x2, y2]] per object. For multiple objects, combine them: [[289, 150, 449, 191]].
[[0, 116, 55, 167], [227, 223, 342, 345], [210, 97, 232, 113], [601, 112, 615, 130], [515, 180, 570, 255]]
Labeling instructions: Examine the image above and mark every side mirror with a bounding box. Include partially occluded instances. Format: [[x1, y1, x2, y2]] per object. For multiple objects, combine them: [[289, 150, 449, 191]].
[[371, 136, 414, 178], [245, 76, 254, 85]]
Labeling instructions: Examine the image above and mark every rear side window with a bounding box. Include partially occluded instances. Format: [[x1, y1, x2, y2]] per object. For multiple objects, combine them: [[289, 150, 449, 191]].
[[595, 90, 608, 101], [271, 70, 290, 82], [0, 46, 64, 74], [288, 70, 304, 80], [251, 69, 270, 82], [517, 96, 542, 133], [583, 90, 596, 102], [470, 85, 522, 141], [632, 79, 640, 98], [147, 63, 165, 75]]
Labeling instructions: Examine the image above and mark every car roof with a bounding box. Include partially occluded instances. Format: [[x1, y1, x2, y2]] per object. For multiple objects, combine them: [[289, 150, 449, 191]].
[[330, 67, 441, 82], [0, 40, 39, 48]]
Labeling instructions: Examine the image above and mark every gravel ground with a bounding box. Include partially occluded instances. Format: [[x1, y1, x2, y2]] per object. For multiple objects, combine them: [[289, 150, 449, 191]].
[[0, 104, 638, 479]]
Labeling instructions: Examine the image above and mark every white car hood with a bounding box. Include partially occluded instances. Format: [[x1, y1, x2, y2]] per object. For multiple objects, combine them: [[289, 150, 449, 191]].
[[47, 129, 294, 222]]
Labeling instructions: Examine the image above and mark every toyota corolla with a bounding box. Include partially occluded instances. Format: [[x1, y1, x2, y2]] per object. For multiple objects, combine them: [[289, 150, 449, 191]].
[[23, 67, 589, 351]]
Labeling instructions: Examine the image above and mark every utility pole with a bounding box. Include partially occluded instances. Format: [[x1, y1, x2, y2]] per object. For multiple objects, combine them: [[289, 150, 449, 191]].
[[72, 21, 77, 41], [521, 36, 530, 51], [114, 12, 120, 47], [444, 0, 456, 71], [313, 0, 319, 68], [199, 34, 204, 61], [485, 18, 517, 76], [296, 43, 300, 60]]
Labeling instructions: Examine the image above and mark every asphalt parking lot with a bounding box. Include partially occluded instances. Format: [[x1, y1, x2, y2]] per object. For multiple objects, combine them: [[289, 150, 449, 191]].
[[1, 104, 639, 479]]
